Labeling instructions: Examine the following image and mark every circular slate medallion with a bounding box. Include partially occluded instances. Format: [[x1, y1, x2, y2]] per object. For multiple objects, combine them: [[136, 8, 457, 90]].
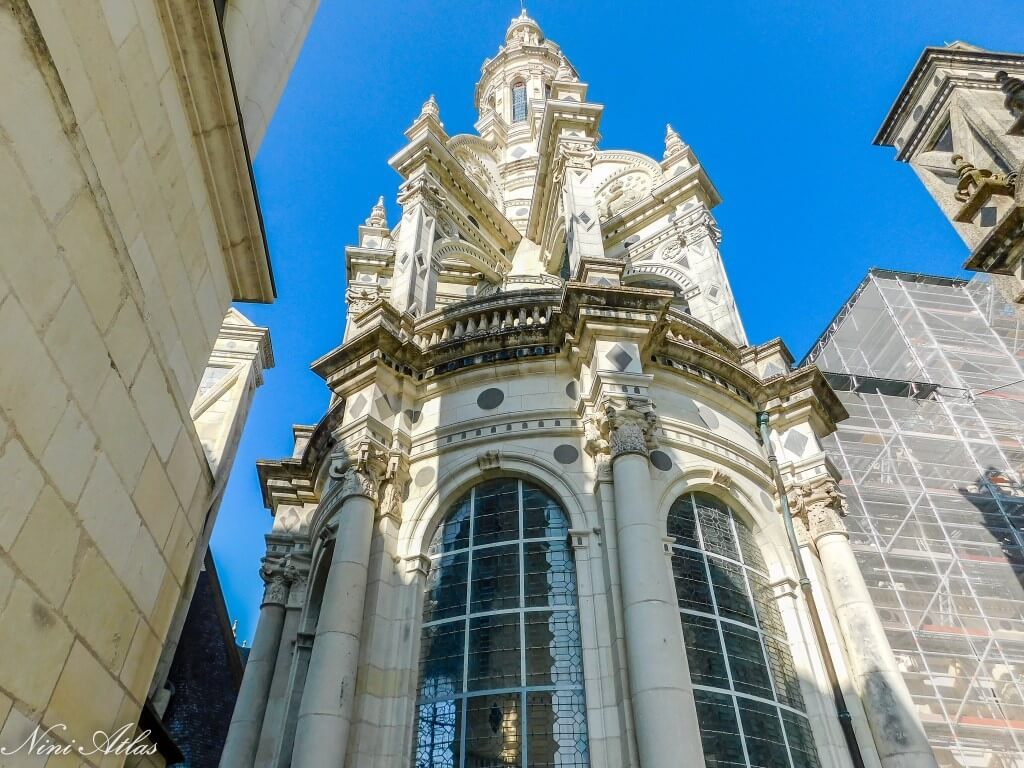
[[414, 467, 436, 488], [553, 444, 579, 465], [477, 388, 505, 410], [650, 450, 673, 471], [565, 381, 578, 400]]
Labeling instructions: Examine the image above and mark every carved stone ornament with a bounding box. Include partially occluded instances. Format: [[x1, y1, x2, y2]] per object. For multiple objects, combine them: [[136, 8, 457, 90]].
[[552, 140, 597, 186], [365, 195, 388, 228], [599, 398, 659, 459], [996, 70, 1024, 124], [952, 154, 1014, 203], [477, 450, 502, 471], [260, 556, 298, 607], [327, 442, 385, 506], [787, 476, 848, 546], [398, 173, 445, 210]]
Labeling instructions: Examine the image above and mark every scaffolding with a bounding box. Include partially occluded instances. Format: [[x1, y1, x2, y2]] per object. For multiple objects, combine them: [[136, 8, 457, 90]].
[[805, 269, 1024, 768]]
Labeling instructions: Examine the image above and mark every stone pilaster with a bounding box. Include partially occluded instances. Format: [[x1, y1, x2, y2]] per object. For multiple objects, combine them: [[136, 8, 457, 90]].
[[791, 477, 937, 768]]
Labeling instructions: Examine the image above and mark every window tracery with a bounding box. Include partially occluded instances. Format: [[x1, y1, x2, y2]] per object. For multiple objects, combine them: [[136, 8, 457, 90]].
[[668, 492, 821, 768], [412, 478, 589, 768]]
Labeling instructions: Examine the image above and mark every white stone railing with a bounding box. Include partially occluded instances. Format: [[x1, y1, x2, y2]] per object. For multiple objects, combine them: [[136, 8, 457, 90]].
[[412, 292, 560, 350]]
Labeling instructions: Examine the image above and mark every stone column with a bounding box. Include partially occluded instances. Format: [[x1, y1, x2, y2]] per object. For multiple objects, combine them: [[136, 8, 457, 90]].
[[600, 401, 706, 768], [794, 479, 937, 768], [290, 461, 381, 768], [220, 558, 295, 768]]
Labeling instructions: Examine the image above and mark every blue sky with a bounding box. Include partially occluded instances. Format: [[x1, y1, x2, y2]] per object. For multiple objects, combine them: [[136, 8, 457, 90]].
[[211, 0, 1023, 643]]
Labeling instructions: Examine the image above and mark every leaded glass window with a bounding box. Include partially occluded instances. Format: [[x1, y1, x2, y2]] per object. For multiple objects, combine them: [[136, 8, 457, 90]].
[[413, 478, 589, 768], [668, 492, 821, 768], [511, 82, 528, 123]]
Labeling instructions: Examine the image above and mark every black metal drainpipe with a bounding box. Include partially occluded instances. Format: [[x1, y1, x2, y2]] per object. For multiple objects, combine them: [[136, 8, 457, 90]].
[[756, 411, 866, 768]]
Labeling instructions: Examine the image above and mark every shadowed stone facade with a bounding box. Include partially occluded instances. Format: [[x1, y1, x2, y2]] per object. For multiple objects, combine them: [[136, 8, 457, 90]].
[[223, 12, 937, 768]]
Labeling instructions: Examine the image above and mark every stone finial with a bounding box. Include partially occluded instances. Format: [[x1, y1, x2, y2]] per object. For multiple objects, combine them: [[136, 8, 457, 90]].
[[420, 94, 442, 124], [996, 70, 1024, 122], [555, 55, 575, 83], [365, 195, 387, 228], [664, 123, 687, 161]]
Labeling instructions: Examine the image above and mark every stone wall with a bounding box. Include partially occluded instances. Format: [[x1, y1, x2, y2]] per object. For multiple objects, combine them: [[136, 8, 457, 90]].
[[0, 0, 306, 763]]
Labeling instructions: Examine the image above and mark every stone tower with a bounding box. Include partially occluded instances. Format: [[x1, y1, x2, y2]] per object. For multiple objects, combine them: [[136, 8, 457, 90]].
[[876, 44, 1024, 300], [224, 12, 937, 768]]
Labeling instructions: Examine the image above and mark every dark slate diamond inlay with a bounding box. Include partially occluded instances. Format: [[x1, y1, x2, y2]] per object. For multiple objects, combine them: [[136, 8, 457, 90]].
[[553, 445, 580, 465], [578, 211, 591, 225], [980, 206, 998, 227], [606, 344, 634, 372], [650, 450, 673, 472], [784, 429, 809, 457], [404, 409, 421, 425], [477, 388, 505, 410], [349, 393, 368, 417], [511, 146, 527, 159]]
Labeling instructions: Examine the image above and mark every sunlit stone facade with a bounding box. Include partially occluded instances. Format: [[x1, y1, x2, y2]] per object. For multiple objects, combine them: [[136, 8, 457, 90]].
[[225, 12, 937, 768]]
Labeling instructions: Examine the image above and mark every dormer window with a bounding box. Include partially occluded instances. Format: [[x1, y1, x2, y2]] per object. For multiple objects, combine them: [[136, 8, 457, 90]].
[[511, 81, 527, 123]]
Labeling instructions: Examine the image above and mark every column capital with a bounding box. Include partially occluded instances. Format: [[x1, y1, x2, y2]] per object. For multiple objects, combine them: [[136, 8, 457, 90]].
[[260, 556, 298, 607], [327, 440, 387, 506], [787, 475, 848, 547], [591, 397, 659, 459], [552, 137, 597, 185]]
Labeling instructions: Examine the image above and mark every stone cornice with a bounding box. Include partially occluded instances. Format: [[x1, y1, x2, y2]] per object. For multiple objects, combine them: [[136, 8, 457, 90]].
[[156, 0, 275, 302], [963, 204, 1024, 279], [875, 46, 1024, 159]]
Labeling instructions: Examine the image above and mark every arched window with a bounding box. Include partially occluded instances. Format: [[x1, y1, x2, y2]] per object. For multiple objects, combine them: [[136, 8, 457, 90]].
[[511, 81, 527, 123], [668, 492, 821, 768], [413, 478, 589, 768]]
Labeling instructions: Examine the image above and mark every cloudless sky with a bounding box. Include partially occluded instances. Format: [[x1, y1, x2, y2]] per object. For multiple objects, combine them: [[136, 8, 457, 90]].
[[212, 0, 1024, 643]]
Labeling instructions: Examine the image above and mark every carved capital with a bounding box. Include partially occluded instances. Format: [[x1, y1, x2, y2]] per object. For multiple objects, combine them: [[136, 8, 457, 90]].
[[598, 397, 659, 459], [260, 556, 298, 607], [552, 139, 596, 185], [787, 476, 848, 546], [327, 441, 386, 506]]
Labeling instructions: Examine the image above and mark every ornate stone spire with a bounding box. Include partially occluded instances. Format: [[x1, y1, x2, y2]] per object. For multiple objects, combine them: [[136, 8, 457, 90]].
[[365, 195, 387, 228], [664, 123, 687, 161]]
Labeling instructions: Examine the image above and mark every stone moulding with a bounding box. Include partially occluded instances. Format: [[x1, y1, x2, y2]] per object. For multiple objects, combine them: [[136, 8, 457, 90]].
[[156, 0, 275, 302]]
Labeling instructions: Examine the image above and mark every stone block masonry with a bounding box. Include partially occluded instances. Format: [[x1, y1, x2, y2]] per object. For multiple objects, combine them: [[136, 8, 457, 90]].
[[0, 0, 311, 764]]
